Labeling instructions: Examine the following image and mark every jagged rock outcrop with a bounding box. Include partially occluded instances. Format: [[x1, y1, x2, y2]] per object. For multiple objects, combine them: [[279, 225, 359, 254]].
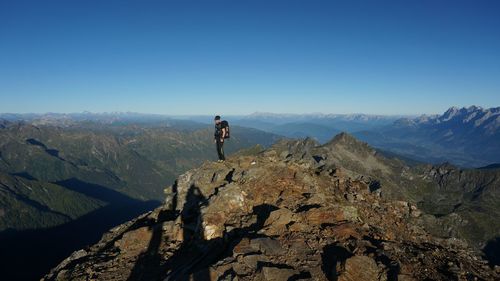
[[43, 138, 499, 281]]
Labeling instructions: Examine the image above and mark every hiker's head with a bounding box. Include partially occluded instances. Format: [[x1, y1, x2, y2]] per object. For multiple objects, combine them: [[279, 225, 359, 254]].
[[214, 115, 221, 124]]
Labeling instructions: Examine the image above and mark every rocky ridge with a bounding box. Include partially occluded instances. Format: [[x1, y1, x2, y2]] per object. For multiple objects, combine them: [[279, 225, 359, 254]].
[[43, 137, 499, 281]]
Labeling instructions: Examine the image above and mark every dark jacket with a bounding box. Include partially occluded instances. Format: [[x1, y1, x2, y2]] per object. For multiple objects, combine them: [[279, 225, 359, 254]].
[[214, 123, 223, 138]]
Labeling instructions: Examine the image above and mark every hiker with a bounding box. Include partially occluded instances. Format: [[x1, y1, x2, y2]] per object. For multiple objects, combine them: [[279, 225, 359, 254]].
[[214, 115, 229, 162]]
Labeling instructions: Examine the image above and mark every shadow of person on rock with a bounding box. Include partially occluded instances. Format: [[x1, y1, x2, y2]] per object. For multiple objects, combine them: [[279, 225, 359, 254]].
[[483, 236, 500, 266], [126, 184, 178, 281], [129, 180, 278, 281], [163, 184, 211, 281], [162, 200, 277, 281], [321, 244, 353, 281]]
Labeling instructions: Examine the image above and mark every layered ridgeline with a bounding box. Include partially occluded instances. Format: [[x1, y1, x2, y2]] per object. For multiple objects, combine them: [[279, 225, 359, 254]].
[[0, 120, 279, 230], [0, 120, 280, 281], [356, 106, 500, 167], [43, 134, 499, 281], [230, 112, 402, 143]]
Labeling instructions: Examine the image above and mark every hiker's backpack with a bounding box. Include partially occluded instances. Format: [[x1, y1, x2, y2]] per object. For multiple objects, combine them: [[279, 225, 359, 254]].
[[221, 120, 230, 139]]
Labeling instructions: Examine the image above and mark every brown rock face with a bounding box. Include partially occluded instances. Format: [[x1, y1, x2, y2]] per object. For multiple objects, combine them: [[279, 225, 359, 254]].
[[338, 256, 380, 281], [42, 139, 499, 281]]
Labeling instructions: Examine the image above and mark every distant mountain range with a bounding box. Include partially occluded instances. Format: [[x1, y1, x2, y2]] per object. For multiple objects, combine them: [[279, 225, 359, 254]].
[[228, 112, 404, 143], [0, 111, 403, 144], [355, 106, 500, 167], [0, 112, 208, 130], [2, 107, 498, 167], [212, 107, 499, 167]]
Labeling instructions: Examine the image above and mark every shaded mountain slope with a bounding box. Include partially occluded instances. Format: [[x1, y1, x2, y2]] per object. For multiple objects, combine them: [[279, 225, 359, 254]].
[[414, 164, 500, 249], [43, 136, 499, 281], [0, 187, 159, 281], [0, 171, 104, 230]]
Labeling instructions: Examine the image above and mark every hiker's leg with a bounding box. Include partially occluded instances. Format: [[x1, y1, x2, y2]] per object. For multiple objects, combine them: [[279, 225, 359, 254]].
[[216, 140, 223, 160], [216, 141, 220, 160], [220, 141, 225, 160]]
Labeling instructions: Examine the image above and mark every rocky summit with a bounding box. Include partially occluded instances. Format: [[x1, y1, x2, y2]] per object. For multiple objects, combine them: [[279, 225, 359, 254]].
[[43, 137, 499, 281]]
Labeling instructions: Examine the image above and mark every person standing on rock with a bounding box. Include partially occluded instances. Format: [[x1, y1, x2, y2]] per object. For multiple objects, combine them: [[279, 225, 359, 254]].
[[214, 115, 228, 162]]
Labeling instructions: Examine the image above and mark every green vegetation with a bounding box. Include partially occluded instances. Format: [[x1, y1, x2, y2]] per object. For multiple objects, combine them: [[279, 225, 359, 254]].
[[0, 121, 280, 231]]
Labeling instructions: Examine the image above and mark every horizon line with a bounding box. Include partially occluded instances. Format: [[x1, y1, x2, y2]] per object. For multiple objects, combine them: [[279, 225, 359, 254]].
[[1, 105, 499, 117], [0, 110, 427, 117]]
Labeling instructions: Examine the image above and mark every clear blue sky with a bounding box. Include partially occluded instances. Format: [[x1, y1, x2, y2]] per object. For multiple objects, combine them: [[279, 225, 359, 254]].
[[1, 0, 499, 115]]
